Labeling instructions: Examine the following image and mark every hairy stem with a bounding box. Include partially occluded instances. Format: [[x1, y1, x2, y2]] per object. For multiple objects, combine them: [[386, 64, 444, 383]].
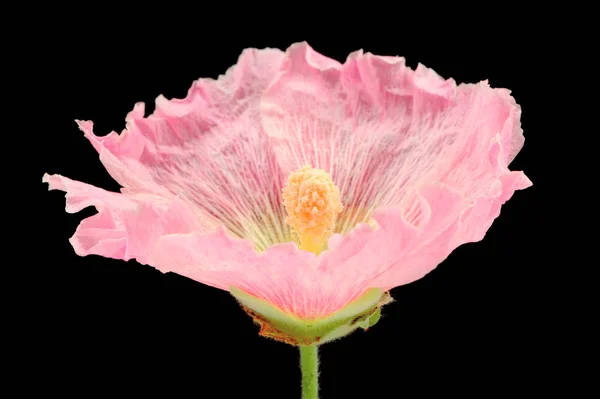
[[300, 344, 319, 399]]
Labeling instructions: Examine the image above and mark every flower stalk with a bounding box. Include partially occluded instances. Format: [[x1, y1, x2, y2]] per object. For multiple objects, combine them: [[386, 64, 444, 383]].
[[300, 344, 319, 399]]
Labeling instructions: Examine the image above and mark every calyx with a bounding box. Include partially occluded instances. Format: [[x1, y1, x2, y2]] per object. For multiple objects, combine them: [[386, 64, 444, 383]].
[[231, 287, 393, 346]]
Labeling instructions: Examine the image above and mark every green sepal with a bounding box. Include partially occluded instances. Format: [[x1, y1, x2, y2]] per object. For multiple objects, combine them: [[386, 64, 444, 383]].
[[231, 286, 392, 346], [368, 306, 382, 327]]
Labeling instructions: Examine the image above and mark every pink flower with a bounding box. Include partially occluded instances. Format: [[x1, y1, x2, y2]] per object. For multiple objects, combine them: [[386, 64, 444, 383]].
[[44, 42, 531, 327]]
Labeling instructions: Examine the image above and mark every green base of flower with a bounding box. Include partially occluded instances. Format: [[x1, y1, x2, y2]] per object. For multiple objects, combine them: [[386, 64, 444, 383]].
[[231, 287, 392, 346]]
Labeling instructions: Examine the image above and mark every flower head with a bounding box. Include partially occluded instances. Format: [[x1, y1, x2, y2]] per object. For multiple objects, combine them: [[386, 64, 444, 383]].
[[44, 42, 531, 333]]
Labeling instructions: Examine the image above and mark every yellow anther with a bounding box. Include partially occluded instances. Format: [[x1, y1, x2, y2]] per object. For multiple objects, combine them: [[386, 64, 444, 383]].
[[282, 165, 343, 254]]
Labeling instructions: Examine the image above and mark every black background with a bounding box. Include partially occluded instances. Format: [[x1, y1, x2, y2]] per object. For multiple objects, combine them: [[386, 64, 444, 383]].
[[31, 7, 563, 398]]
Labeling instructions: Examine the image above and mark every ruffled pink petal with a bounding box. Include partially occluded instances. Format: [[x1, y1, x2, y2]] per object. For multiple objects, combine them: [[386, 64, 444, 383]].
[[260, 42, 530, 231], [257, 42, 531, 294], [314, 183, 465, 315], [150, 183, 463, 319], [76, 48, 289, 250], [43, 174, 202, 264], [152, 229, 315, 295]]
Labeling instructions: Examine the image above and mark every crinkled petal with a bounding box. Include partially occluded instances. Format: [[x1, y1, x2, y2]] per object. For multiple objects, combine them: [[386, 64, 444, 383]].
[[76, 48, 289, 251], [260, 42, 530, 233], [152, 229, 314, 298], [43, 174, 202, 264], [314, 183, 464, 315], [258, 42, 531, 293], [151, 183, 463, 319]]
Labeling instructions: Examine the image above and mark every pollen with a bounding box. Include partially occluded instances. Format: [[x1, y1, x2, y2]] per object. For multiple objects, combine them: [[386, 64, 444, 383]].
[[282, 165, 343, 254]]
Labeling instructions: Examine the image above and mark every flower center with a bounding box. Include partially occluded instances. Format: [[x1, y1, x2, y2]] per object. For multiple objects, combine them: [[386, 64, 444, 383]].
[[282, 165, 344, 254]]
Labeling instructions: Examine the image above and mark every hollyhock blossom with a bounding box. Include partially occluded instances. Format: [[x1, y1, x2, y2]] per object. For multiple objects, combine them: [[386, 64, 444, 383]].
[[44, 42, 531, 346]]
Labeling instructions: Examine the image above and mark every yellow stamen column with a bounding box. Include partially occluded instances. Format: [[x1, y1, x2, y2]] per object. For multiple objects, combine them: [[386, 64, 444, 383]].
[[282, 165, 344, 255]]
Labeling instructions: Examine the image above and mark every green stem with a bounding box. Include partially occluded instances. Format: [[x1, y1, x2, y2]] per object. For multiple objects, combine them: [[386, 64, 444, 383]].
[[300, 344, 319, 399]]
